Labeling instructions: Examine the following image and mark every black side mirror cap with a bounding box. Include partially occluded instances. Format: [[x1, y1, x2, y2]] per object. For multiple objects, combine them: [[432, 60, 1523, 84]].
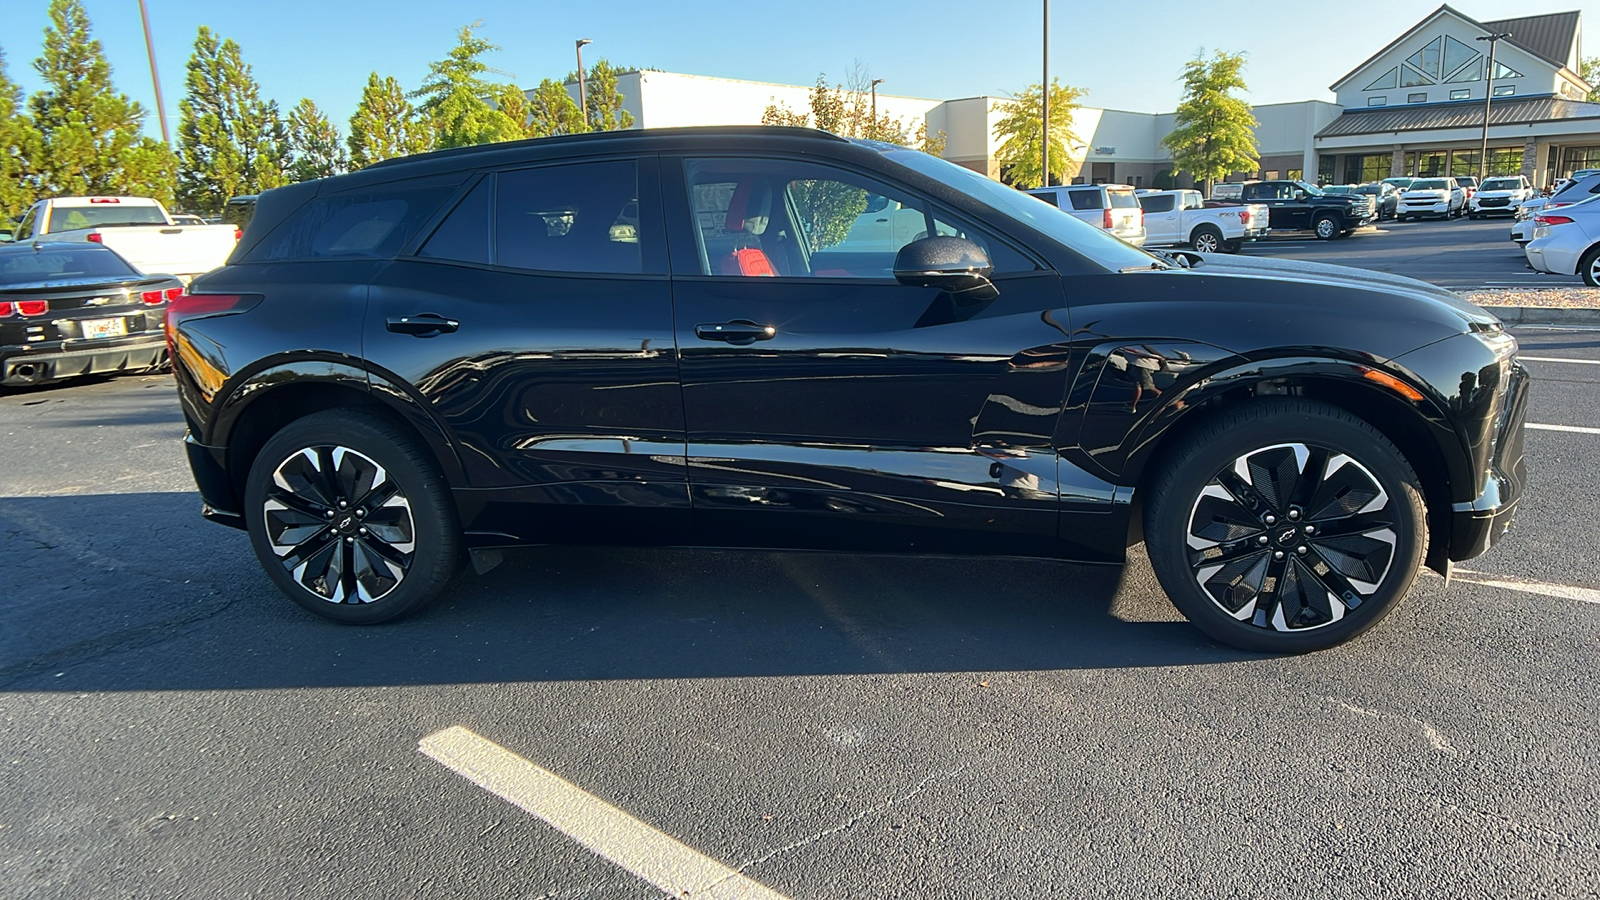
[[893, 236, 998, 303]]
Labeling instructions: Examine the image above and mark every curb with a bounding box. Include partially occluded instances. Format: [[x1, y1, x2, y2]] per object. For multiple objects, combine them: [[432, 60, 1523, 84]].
[[1486, 306, 1600, 327]]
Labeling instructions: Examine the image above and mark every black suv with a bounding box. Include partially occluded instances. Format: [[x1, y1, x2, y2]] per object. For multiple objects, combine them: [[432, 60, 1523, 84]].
[[171, 126, 1528, 652], [1240, 180, 1378, 239]]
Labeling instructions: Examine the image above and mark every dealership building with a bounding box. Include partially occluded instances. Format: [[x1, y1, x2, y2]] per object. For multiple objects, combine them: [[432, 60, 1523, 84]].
[[588, 5, 1598, 190]]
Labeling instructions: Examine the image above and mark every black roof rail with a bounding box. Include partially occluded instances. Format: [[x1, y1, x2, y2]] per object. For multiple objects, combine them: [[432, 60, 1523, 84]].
[[364, 125, 849, 171]]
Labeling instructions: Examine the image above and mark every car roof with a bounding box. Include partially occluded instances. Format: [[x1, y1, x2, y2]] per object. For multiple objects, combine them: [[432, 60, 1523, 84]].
[[364, 125, 850, 173], [43, 196, 163, 207]]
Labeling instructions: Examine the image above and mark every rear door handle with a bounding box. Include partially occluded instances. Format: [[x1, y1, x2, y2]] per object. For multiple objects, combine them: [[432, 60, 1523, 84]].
[[695, 320, 776, 345], [386, 314, 459, 336]]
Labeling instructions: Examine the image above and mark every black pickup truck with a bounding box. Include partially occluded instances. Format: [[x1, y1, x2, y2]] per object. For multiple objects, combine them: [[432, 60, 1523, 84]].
[[1237, 180, 1377, 240]]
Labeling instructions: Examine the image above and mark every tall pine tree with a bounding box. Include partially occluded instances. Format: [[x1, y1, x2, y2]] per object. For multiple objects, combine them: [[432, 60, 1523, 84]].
[[412, 24, 521, 149], [177, 27, 290, 214], [287, 98, 347, 182], [574, 60, 634, 133], [0, 47, 43, 220], [348, 73, 430, 168], [525, 79, 585, 137], [29, 0, 174, 202]]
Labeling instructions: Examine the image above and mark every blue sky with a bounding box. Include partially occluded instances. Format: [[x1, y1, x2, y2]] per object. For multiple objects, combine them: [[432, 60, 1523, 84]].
[[1, 0, 1595, 139]]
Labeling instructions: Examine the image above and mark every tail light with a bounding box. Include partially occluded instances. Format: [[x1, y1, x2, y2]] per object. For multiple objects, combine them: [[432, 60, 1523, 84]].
[[86, 233, 103, 243], [164, 292, 254, 356], [18, 300, 49, 316], [234, 228, 242, 241], [1103, 208, 1114, 229], [1239, 210, 1251, 224], [0, 302, 11, 317], [138, 287, 186, 305], [1536, 215, 1575, 226]]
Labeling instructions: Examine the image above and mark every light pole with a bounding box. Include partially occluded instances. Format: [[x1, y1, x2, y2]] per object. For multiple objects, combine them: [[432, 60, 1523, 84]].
[[1476, 32, 1511, 182], [870, 78, 884, 139], [136, 0, 170, 145], [575, 39, 593, 126], [1041, 0, 1050, 186]]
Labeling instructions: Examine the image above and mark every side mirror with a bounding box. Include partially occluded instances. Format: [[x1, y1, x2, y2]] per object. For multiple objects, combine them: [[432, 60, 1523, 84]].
[[893, 236, 997, 302], [1294, 190, 1309, 200]]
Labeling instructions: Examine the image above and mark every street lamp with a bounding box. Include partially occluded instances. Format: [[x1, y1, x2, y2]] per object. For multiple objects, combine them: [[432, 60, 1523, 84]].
[[1042, 0, 1050, 186], [575, 39, 593, 125], [1476, 32, 1511, 182], [136, 0, 170, 145], [870, 78, 884, 139]]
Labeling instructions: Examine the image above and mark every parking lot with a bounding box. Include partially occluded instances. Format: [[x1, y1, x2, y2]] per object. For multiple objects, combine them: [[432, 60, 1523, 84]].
[[2, 318, 1597, 899], [1239, 214, 1570, 290]]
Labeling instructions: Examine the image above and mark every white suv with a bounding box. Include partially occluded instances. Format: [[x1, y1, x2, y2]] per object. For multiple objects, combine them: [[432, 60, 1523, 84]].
[[1397, 177, 1466, 220], [1025, 184, 1146, 246], [1468, 176, 1534, 218]]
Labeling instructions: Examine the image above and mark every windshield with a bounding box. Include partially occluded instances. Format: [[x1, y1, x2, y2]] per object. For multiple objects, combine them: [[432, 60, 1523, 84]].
[[1322, 186, 1353, 194], [1481, 179, 1521, 191], [1354, 185, 1382, 195], [47, 204, 168, 232], [883, 149, 1159, 272], [1412, 180, 1450, 190], [1383, 178, 1413, 187], [0, 245, 139, 285], [1295, 181, 1324, 197]]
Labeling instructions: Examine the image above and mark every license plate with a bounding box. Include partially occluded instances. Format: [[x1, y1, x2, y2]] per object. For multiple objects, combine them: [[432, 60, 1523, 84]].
[[81, 317, 127, 339]]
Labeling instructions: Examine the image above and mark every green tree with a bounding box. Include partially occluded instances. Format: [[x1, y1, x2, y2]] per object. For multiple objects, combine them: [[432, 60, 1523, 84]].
[[1582, 57, 1600, 102], [29, 0, 174, 201], [0, 47, 43, 219], [348, 72, 430, 168], [570, 59, 634, 132], [1160, 51, 1260, 195], [524, 78, 586, 137], [413, 23, 521, 148], [176, 27, 290, 214], [992, 79, 1085, 188], [762, 66, 944, 155], [287, 98, 347, 182]]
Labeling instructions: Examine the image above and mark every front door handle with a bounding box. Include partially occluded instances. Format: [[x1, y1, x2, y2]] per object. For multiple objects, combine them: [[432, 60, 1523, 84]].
[[695, 320, 776, 345], [386, 314, 459, 336]]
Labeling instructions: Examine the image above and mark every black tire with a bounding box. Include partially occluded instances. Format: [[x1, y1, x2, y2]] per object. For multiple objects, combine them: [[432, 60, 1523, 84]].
[[1143, 399, 1428, 653], [1220, 239, 1242, 254], [1313, 214, 1339, 240], [244, 409, 461, 624], [1581, 245, 1600, 287], [1190, 225, 1224, 254], [1396, 215, 1408, 222]]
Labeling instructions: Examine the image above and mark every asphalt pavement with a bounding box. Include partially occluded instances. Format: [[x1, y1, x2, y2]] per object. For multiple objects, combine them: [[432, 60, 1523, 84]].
[[1237, 214, 1569, 290], [2, 333, 1597, 899]]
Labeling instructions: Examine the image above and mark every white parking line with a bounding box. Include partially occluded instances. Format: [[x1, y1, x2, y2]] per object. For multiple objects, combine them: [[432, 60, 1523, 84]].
[[1454, 570, 1600, 605], [420, 727, 791, 900], [1527, 423, 1600, 434], [1521, 356, 1600, 365]]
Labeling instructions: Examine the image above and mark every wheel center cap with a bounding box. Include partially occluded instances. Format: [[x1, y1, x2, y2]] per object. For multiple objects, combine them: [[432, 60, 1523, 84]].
[[1274, 526, 1299, 547], [337, 515, 357, 534]]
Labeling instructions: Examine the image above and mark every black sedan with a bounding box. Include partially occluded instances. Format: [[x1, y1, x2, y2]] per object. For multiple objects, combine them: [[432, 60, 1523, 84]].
[[170, 126, 1529, 653], [0, 242, 181, 386]]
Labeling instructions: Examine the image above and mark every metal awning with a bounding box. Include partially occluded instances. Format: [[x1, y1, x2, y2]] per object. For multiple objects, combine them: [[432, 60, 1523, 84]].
[[1316, 96, 1600, 138]]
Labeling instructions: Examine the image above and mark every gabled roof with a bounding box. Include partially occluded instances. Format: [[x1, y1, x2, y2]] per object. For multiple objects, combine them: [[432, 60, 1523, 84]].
[[1482, 11, 1581, 69], [1316, 94, 1600, 138], [1330, 5, 1582, 91]]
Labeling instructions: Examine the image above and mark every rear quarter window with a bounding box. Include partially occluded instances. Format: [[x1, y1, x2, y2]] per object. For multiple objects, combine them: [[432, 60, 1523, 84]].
[[1067, 190, 1102, 211], [243, 178, 463, 262]]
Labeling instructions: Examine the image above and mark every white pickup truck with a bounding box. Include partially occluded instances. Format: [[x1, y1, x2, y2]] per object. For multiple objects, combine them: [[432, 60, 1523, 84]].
[[12, 196, 240, 283], [1137, 189, 1267, 253]]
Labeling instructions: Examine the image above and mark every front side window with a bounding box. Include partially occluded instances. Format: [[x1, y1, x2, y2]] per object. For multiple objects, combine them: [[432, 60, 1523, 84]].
[[497, 160, 642, 274], [15, 206, 39, 241]]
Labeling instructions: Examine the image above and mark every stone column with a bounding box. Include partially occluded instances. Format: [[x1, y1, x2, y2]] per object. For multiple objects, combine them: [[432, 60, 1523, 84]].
[[1390, 146, 1406, 177], [1521, 140, 1538, 180]]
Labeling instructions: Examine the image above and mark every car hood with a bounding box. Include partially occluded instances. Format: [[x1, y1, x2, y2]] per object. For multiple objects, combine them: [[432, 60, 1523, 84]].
[[1476, 190, 1523, 199]]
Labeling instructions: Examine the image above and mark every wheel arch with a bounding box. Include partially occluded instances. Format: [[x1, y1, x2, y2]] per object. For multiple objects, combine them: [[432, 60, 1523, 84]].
[[1124, 362, 1467, 572]]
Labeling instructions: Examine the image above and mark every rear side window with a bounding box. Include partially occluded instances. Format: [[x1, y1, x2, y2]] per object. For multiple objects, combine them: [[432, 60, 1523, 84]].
[[1031, 192, 1059, 208], [1107, 190, 1140, 209], [1067, 190, 1101, 211], [1138, 194, 1175, 213], [496, 160, 642, 274], [244, 179, 461, 262], [419, 178, 491, 265]]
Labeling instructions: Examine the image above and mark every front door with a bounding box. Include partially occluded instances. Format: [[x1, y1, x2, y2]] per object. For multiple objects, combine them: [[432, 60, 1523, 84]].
[[362, 156, 689, 546], [662, 154, 1074, 556]]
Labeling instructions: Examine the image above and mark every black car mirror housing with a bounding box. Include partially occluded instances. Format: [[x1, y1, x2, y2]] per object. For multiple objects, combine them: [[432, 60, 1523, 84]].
[[893, 236, 998, 303]]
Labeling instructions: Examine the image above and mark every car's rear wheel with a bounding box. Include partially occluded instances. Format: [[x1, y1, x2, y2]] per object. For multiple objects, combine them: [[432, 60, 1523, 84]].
[[1190, 225, 1223, 254], [1314, 215, 1338, 239], [1144, 399, 1427, 653], [1581, 246, 1600, 287], [244, 409, 461, 623]]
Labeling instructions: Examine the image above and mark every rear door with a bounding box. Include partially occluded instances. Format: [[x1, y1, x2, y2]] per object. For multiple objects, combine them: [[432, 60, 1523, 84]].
[[663, 154, 1071, 556], [1103, 187, 1143, 241], [362, 156, 689, 546]]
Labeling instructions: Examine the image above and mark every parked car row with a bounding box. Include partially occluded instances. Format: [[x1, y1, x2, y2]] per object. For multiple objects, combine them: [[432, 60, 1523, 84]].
[[1521, 171, 1600, 285]]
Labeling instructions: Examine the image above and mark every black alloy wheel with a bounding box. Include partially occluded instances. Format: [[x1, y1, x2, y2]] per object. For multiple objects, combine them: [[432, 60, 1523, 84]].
[[1145, 400, 1427, 652], [244, 410, 460, 623]]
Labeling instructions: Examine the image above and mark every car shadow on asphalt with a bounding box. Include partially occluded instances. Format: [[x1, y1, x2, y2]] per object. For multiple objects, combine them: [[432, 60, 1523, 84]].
[[0, 492, 1258, 693]]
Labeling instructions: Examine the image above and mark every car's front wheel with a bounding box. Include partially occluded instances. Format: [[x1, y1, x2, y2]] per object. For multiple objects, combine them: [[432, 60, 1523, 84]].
[[244, 409, 461, 623], [1313, 215, 1339, 240], [1144, 399, 1427, 653]]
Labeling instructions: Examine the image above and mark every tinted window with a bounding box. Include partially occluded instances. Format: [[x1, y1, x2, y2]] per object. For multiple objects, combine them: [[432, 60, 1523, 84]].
[[0, 246, 138, 285], [1067, 190, 1101, 211], [931, 211, 1038, 275], [222, 197, 256, 230], [245, 180, 461, 262], [47, 204, 169, 232], [496, 160, 641, 274], [419, 178, 491, 265], [1031, 191, 1059, 208], [1480, 179, 1520, 191], [1138, 194, 1176, 213], [15, 206, 38, 241], [1107, 190, 1139, 209], [1413, 180, 1449, 190]]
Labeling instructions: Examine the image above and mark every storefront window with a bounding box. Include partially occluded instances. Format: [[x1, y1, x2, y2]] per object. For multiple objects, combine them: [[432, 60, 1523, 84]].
[[1414, 150, 1447, 177], [1561, 147, 1600, 175], [1318, 155, 1336, 184], [1449, 150, 1480, 177], [1486, 148, 1521, 176]]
